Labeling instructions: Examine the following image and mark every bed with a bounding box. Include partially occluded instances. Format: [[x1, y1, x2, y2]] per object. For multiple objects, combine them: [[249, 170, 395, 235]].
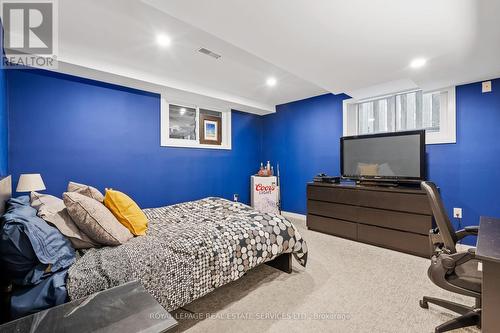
[[0, 177, 308, 317], [66, 197, 308, 311]]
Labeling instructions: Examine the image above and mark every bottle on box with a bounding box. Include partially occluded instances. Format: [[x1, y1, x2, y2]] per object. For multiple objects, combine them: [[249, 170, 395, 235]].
[[258, 162, 264, 176]]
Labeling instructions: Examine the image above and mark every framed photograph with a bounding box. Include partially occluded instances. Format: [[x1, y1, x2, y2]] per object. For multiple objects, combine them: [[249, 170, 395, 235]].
[[200, 114, 222, 145]]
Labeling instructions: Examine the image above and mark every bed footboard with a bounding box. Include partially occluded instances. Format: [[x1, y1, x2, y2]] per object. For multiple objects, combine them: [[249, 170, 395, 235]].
[[265, 253, 292, 274]]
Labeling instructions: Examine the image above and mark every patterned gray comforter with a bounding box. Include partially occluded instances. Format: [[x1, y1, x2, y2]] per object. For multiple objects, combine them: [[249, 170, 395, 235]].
[[66, 198, 308, 311]]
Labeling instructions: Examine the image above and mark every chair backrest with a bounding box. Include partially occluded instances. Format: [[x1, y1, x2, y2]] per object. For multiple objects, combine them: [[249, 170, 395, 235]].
[[421, 181, 457, 253]]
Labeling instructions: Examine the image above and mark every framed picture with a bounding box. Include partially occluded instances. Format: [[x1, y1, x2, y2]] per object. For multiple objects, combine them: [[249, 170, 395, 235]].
[[199, 114, 222, 145]]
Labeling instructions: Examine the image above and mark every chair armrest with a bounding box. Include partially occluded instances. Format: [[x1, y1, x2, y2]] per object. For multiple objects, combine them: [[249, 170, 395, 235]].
[[455, 226, 479, 241], [439, 249, 477, 271], [429, 249, 481, 298]]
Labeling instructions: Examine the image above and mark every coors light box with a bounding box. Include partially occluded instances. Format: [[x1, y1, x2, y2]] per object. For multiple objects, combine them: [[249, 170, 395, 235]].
[[251, 175, 279, 214]]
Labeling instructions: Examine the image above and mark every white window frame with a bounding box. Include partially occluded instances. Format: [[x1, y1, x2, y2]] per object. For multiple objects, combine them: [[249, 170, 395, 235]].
[[343, 87, 456, 144], [160, 96, 232, 150]]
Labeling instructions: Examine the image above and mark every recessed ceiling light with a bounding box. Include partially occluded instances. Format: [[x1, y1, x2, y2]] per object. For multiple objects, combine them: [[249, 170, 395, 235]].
[[156, 34, 171, 47], [179, 107, 186, 115], [410, 58, 427, 69], [266, 77, 277, 87]]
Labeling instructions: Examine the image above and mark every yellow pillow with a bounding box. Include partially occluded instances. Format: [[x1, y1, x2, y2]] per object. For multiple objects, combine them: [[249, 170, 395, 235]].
[[104, 189, 148, 236]]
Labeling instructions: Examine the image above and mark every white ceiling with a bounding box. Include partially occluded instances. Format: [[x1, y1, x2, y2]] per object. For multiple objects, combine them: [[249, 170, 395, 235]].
[[58, 0, 325, 114], [58, 0, 500, 114]]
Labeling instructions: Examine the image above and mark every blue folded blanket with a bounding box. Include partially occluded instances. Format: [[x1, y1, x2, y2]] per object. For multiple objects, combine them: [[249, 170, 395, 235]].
[[10, 269, 69, 319], [0, 196, 76, 318]]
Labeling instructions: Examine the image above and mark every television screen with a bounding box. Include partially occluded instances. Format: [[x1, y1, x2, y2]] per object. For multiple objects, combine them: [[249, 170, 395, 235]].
[[341, 130, 425, 180]]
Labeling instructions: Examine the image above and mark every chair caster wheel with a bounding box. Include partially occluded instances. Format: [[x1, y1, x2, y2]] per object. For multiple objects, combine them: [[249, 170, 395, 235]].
[[420, 300, 429, 309]]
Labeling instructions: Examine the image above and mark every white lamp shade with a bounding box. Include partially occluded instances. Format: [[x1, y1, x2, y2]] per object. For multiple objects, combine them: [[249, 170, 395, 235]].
[[16, 174, 46, 192]]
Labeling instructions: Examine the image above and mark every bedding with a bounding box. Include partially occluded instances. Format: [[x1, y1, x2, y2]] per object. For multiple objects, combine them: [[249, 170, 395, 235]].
[[63, 192, 133, 246], [30, 192, 98, 249], [67, 197, 308, 311], [67, 181, 104, 202], [0, 196, 75, 285], [0, 196, 75, 318], [104, 189, 149, 235], [10, 269, 69, 319]]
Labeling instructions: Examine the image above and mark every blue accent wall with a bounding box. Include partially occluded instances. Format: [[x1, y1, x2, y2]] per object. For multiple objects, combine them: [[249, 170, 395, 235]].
[[262, 79, 500, 246], [426, 78, 500, 245], [261, 93, 348, 213], [0, 22, 8, 176], [5, 66, 500, 246], [7, 69, 262, 208], [0, 63, 7, 177]]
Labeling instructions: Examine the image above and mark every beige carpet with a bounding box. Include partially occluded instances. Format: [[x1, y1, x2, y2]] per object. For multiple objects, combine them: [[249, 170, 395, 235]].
[[169, 216, 479, 333]]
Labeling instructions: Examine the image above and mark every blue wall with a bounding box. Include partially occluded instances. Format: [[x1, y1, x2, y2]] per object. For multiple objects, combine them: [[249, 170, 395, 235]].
[[5, 66, 500, 246], [7, 69, 262, 208], [0, 62, 7, 177], [0, 23, 7, 176], [261, 93, 348, 213], [262, 79, 500, 246], [427, 78, 500, 245]]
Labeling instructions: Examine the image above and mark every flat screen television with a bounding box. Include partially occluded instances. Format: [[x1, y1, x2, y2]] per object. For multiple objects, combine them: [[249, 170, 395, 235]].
[[341, 130, 426, 182]]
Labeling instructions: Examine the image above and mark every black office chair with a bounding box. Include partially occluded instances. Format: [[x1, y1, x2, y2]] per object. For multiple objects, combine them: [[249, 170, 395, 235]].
[[420, 181, 481, 332]]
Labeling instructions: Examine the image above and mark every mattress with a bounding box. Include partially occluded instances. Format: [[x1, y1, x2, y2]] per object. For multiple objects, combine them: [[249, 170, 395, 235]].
[[66, 197, 308, 311]]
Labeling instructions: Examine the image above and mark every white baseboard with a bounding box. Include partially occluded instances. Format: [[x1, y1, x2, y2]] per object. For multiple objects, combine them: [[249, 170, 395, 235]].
[[281, 211, 306, 222]]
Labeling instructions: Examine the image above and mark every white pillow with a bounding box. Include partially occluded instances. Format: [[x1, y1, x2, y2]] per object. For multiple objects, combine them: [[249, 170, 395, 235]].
[[30, 192, 99, 249]]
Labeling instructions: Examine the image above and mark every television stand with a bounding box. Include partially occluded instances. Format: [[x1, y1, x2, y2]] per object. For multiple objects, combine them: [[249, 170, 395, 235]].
[[306, 182, 434, 257]]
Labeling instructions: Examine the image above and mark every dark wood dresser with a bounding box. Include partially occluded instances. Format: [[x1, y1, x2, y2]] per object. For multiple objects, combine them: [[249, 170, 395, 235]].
[[307, 182, 434, 257]]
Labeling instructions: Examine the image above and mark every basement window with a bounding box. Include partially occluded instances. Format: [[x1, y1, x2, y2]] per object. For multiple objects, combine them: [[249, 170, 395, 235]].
[[343, 87, 456, 144], [168, 104, 197, 140], [160, 99, 231, 149]]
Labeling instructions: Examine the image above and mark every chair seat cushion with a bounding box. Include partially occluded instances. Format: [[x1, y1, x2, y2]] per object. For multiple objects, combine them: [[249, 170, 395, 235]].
[[448, 258, 482, 293]]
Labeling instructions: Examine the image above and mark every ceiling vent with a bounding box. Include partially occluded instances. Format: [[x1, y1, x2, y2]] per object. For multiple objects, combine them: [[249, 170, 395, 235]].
[[197, 47, 222, 60]]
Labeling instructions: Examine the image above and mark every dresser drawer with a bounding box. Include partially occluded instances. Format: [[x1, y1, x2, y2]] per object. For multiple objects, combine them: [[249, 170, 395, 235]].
[[356, 206, 433, 235], [357, 190, 431, 214], [307, 185, 359, 205], [307, 214, 357, 240], [307, 200, 358, 221], [357, 224, 431, 257]]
